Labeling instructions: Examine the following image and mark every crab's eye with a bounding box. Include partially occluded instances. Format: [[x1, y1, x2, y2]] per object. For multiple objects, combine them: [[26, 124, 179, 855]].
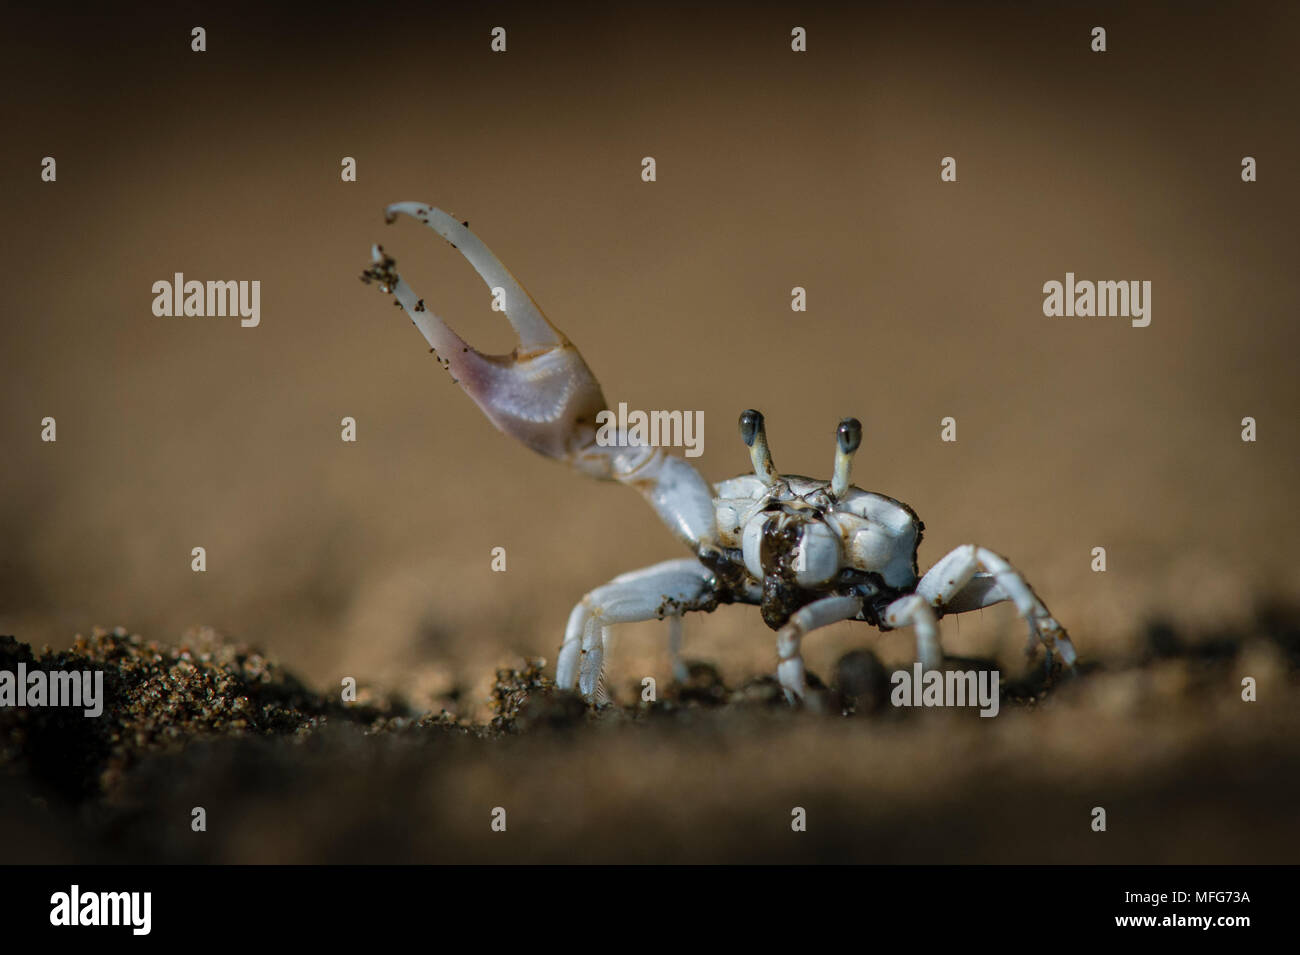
[[739, 409, 778, 484], [739, 409, 763, 447], [837, 418, 862, 454]]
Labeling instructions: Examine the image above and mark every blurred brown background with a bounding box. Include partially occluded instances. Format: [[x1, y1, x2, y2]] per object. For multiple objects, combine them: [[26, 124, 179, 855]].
[[1, 1, 1296, 717]]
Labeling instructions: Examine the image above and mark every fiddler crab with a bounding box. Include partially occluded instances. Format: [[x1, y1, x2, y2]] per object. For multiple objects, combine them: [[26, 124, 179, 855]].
[[362, 204, 1078, 705]]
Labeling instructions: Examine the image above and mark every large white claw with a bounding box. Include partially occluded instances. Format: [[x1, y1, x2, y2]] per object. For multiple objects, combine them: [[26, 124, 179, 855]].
[[362, 204, 608, 463], [364, 204, 718, 552]]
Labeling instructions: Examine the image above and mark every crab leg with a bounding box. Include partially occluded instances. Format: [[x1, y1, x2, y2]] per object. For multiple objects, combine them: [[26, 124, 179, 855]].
[[362, 204, 717, 550], [915, 545, 1077, 667], [558, 558, 720, 700], [882, 594, 944, 671], [775, 595, 865, 703]]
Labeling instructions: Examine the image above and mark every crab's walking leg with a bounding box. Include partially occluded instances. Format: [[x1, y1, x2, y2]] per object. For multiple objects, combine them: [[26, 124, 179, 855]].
[[882, 594, 944, 672], [558, 558, 720, 700], [914, 545, 1077, 667], [775, 595, 863, 703], [362, 204, 717, 552]]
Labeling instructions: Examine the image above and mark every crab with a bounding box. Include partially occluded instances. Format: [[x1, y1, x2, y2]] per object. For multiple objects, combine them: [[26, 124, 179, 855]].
[[362, 204, 1078, 705]]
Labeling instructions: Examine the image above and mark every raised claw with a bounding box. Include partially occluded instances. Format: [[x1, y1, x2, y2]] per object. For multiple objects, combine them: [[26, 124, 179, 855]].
[[364, 204, 718, 551], [361, 204, 608, 463]]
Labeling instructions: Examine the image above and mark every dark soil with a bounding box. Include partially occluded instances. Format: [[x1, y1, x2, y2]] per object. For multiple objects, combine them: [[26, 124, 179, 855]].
[[2, 606, 1298, 863]]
